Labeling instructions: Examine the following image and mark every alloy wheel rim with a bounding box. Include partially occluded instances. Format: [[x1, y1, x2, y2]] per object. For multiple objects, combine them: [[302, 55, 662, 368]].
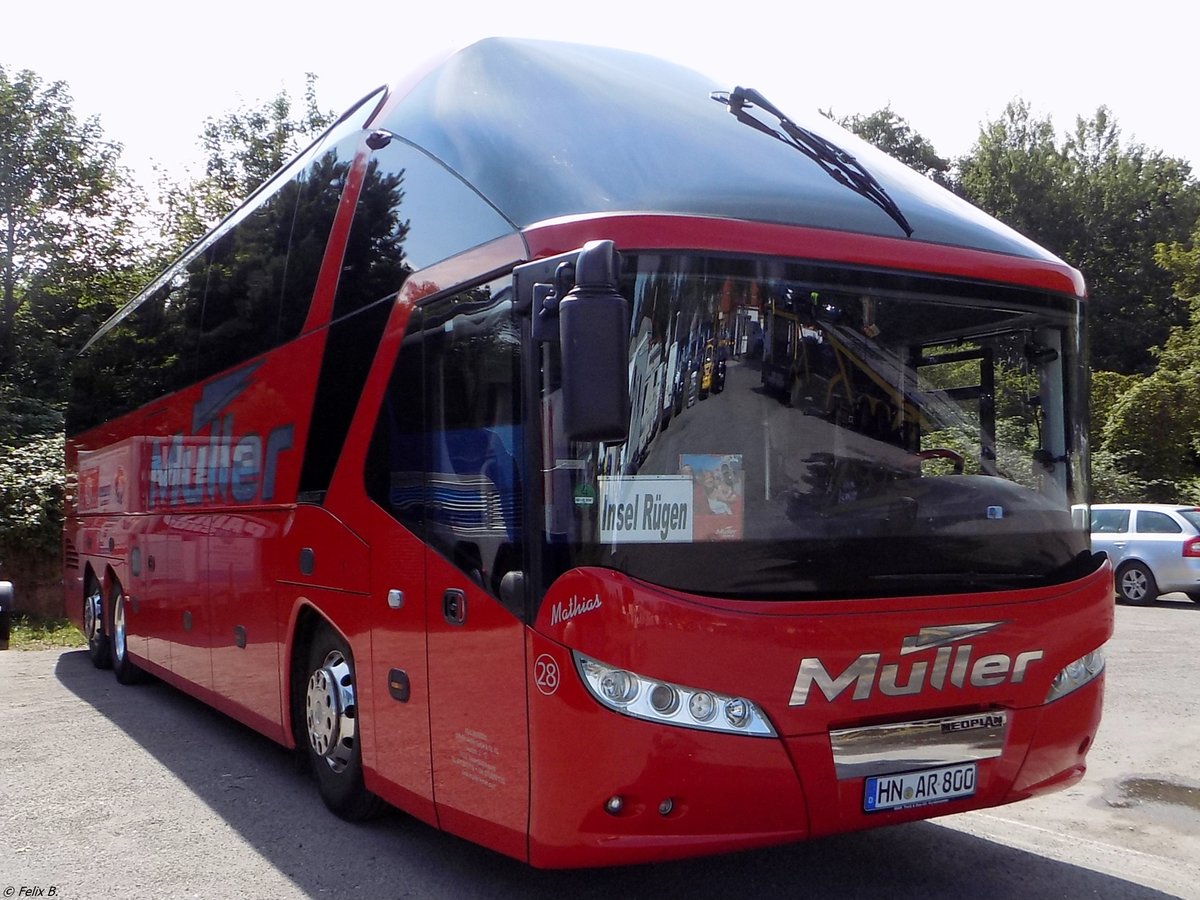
[[305, 650, 357, 773]]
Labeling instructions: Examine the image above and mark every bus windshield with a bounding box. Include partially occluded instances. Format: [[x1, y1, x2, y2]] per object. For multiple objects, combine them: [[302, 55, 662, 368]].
[[539, 253, 1092, 600]]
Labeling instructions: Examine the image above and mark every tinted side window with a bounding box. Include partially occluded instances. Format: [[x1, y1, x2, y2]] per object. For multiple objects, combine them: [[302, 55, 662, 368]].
[[67, 270, 203, 434], [196, 137, 355, 381], [366, 278, 521, 603], [1090, 509, 1130, 533], [68, 96, 381, 437], [331, 138, 517, 321], [1136, 511, 1182, 534], [198, 207, 287, 378], [279, 135, 359, 335]]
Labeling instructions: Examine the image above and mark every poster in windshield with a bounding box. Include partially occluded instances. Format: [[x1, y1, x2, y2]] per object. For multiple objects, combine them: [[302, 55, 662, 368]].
[[681, 453, 744, 541]]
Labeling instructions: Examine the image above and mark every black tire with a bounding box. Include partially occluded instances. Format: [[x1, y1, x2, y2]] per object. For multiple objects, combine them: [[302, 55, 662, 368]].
[[299, 622, 383, 820], [84, 574, 112, 669], [110, 584, 145, 685], [1116, 562, 1158, 606]]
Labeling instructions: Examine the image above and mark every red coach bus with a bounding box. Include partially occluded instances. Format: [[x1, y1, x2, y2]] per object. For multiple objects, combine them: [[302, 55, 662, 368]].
[[65, 38, 1113, 867]]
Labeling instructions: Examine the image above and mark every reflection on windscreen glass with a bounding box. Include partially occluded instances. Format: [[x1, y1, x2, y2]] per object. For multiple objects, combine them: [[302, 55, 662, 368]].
[[540, 254, 1093, 600]]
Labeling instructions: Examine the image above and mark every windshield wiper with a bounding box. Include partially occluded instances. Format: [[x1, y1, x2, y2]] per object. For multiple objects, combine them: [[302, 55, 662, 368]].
[[712, 86, 914, 238]]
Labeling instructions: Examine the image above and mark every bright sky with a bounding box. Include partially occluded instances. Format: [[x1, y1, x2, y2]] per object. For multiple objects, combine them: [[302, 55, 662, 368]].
[[4, 0, 1195, 191]]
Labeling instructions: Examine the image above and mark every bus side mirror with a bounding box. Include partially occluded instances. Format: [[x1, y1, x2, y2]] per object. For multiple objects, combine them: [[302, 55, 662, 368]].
[[558, 241, 630, 443]]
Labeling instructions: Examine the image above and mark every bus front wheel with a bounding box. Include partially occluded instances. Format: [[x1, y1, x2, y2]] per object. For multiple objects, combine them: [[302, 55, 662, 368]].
[[300, 622, 383, 821]]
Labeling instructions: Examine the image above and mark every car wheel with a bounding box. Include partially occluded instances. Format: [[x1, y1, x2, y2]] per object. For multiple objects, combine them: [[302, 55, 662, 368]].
[[1116, 562, 1158, 605], [84, 574, 112, 669], [300, 622, 383, 820]]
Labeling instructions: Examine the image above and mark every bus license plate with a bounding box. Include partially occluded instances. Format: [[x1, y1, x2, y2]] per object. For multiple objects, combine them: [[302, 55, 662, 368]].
[[864, 762, 977, 812]]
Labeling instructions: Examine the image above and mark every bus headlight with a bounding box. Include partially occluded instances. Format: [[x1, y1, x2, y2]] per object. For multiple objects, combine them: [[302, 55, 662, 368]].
[[574, 652, 776, 737], [1045, 647, 1106, 703], [599, 669, 639, 704]]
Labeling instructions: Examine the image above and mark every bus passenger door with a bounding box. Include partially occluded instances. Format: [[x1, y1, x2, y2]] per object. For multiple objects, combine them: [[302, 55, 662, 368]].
[[425, 545, 528, 861], [362, 282, 530, 855], [419, 287, 530, 860]]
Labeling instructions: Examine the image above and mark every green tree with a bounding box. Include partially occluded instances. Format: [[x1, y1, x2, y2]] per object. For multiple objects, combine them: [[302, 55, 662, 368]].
[[1102, 375, 1200, 501], [956, 100, 1075, 257], [1089, 448, 1149, 503], [958, 101, 1200, 374], [1090, 369, 1139, 450], [1098, 223, 1200, 501], [0, 65, 147, 394], [1061, 109, 1200, 374], [833, 106, 952, 185], [0, 66, 149, 614], [155, 74, 336, 255]]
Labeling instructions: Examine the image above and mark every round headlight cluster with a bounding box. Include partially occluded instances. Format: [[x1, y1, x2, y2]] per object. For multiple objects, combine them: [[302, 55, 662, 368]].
[[574, 653, 775, 736]]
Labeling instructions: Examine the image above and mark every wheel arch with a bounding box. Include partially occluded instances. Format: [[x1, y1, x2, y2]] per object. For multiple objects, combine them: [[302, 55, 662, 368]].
[[284, 598, 385, 820], [284, 600, 349, 750], [82, 561, 101, 594], [1114, 556, 1154, 575], [101, 563, 123, 600]]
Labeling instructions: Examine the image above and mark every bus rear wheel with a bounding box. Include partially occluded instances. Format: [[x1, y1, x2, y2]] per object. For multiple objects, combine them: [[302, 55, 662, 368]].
[[300, 623, 383, 821], [84, 574, 111, 669], [110, 583, 144, 685]]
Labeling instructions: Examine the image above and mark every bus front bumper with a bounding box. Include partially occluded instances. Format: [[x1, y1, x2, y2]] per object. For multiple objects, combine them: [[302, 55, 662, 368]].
[[526, 673, 1104, 868]]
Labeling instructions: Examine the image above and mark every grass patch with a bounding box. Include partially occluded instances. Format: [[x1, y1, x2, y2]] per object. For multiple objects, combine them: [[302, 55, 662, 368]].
[[6, 614, 86, 650]]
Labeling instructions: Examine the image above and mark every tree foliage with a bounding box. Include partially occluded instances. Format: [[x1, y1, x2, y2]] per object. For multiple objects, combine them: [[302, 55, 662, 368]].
[[155, 74, 336, 256], [958, 101, 1200, 373], [956, 101, 1075, 251], [0, 65, 148, 401], [833, 106, 952, 185], [0, 429, 63, 554], [1091, 223, 1200, 501], [0, 66, 148, 567]]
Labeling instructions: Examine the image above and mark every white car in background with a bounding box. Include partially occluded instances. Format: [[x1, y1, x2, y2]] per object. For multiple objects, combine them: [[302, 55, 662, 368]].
[[1089, 503, 1200, 604]]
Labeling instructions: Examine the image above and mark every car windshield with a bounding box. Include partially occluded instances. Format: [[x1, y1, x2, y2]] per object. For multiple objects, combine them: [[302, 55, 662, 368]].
[[538, 253, 1092, 600]]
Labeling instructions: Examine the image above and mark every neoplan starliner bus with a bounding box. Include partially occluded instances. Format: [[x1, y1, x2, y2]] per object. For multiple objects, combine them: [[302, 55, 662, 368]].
[[65, 38, 1113, 868]]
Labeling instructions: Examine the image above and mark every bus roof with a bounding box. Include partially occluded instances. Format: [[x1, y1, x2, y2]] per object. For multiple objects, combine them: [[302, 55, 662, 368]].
[[375, 38, 1069, 267]]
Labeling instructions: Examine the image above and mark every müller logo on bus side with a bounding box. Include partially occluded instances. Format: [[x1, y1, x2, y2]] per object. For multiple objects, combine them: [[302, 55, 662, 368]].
[[788, 622, 1044, 706], [549, 594, 603, 626], [148, 362, 295, 508]]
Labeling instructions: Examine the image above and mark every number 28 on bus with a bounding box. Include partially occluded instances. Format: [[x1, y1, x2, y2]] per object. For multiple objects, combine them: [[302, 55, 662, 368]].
[[65, 39, 1113, 867]]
